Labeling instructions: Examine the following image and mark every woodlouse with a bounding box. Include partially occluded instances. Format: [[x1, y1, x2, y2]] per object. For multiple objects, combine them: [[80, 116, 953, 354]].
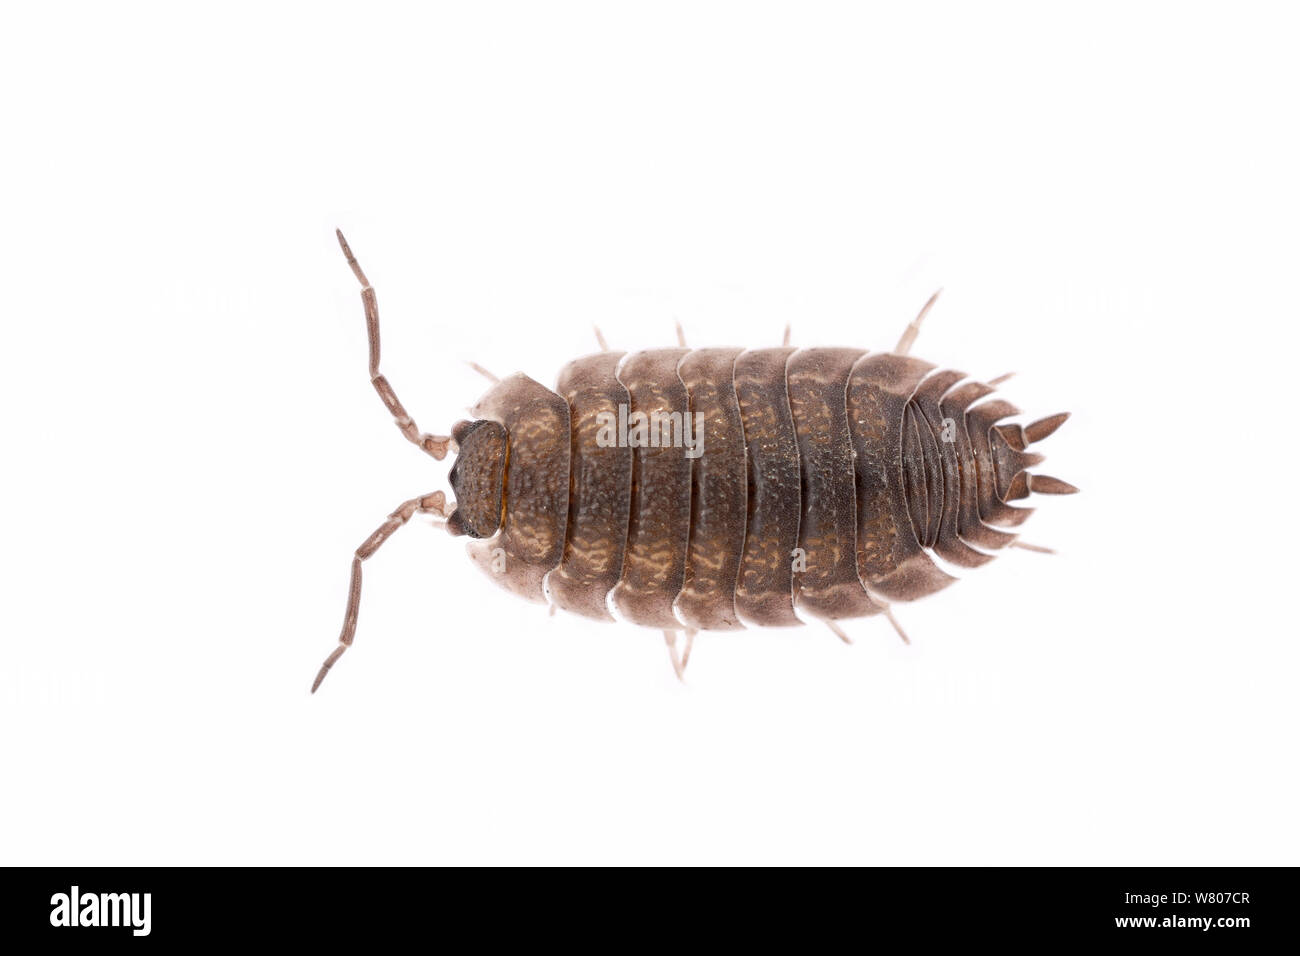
[[312, 231, 1076, 692]]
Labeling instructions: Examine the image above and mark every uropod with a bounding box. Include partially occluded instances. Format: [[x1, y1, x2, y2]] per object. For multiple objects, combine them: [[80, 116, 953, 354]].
[[312, 231, 1076, 692]]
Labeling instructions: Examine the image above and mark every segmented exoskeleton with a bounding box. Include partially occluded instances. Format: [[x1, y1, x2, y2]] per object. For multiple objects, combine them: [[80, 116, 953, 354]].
[[312, 232, 1076, 691]]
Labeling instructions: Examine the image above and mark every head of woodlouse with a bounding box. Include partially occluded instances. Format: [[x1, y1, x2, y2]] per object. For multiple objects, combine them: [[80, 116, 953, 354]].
[[444, 419, 508, 538]]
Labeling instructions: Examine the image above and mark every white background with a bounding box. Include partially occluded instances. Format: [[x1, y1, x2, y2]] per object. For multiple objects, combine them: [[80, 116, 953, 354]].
[[2, 2, 1297, 865]]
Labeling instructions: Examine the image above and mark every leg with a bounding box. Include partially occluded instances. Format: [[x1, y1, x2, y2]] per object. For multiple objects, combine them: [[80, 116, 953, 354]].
[[594, 326, 610, 351], [336, 230, 452, 460], [894, 289, 943, 356], [881, 604, 910, 644], [782, 323, 791, 347], [466, 361, 500, 383], [312, 491, 450, 693], [680, 628, 698, 669], [827, 607, 910, 645], [675, 320, 687, 347], [1010, 540, 1056, 554], [663, 630, 686, 682], [825, 621, 853, 645]]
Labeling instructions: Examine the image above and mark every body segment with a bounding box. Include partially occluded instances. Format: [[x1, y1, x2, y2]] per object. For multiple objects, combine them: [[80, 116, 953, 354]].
[[733, 347, 803, 627], [609, 348, 693, 629], [785, 348, 882, 621], [675, 348, 747, 631], [465, 373, 570, 603], [546, 352, 632, 620]]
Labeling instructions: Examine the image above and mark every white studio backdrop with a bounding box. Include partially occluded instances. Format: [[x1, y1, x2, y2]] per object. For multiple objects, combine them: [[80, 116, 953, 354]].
[[1, 2, 1296, 865]]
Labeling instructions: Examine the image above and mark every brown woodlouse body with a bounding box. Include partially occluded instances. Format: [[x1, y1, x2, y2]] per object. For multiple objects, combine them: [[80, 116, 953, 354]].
[[312, 231, 1076, 691]]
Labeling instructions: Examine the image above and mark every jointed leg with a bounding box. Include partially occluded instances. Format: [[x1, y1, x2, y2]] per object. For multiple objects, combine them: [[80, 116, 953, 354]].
[[894, 288, 943, 356], [680, 628, 697, 669], [662, 629, 700, 681], [663, 631, 685, 680], [336, 230, 453, 460], [881, 604, 910, 644], [1010, 540, 1056, 554], [826, 606, 910, 645], [825, 621, 853, 644], [662, 628, 699, 680], [312, 491, 450, 693]]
